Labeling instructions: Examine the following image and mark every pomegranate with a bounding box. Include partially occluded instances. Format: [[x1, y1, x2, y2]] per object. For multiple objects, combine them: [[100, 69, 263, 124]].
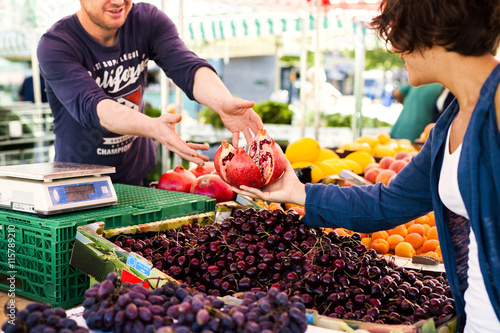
[[214, 129, 286, 188], [157, 165, 196, 193], [189, 162, 215, 178], [190, 174, 234, 203]]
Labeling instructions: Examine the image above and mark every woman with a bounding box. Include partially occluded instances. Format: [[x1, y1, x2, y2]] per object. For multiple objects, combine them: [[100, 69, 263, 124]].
[[233, 0, 500, 331]]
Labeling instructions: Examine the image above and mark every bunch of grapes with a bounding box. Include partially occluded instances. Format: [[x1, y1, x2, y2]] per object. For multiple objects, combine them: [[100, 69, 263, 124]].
[[1, 302, 89, 333], [160, 287, 308, 333], [82, 271, 181, 333]]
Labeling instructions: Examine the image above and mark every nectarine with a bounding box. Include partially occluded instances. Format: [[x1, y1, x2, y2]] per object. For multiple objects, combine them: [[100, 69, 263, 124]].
[[394, 151, 410, 160], [364, 162, 380, 174], [375, 169, 397, 185], [389, 160, 408, 174], [364, 168, 383, 184], [379, 156, 396, 169]]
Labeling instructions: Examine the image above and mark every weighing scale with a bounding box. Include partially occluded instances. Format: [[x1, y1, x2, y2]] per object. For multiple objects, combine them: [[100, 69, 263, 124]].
[[0, 162, 118, 216]]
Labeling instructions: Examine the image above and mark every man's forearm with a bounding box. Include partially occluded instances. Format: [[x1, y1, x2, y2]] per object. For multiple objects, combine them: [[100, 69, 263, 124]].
[[192, 67, 232, 115], [97, 99, 155, 137]]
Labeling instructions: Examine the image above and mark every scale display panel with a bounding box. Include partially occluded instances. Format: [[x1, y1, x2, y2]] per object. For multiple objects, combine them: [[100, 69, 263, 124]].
[[48, 180, 113, 206]]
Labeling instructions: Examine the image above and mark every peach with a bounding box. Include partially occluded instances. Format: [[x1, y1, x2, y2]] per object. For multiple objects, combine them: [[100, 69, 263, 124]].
[[394, 151, 410, 160], [375, 169, 397, 185], [364, 162, 380, 174], [364, 168, 383, 184], [403, 156, 412, 163], [389, 160, 408, 174], [379, 156, 395, 169]]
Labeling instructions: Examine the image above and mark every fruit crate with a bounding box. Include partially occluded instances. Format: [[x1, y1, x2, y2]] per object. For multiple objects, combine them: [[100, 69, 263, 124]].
[[0, 184, 216, 309]]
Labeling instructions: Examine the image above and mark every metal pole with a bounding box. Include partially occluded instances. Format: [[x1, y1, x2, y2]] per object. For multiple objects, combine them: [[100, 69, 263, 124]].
[[160, 0, 171, 172], [352, 22, 365, 140], [274, 36, 283, 98], [31, 32, 42, 105], [313, 0, 322, 140], [299, 12, 308, 138], [173, 0, 184, 167]]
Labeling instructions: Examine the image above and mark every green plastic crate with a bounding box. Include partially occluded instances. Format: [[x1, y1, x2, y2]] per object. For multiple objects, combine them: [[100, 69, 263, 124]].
[[0, 184, 216, 309]]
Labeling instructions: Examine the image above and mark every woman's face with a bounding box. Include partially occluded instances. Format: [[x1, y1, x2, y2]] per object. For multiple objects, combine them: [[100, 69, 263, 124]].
[[399, 46, 441, 86]]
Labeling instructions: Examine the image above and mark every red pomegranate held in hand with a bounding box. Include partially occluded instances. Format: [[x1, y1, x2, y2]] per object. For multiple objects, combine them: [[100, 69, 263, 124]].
[[214, 129, 286, 188], [157, 165, 196, 193], [190, 174, 234, 203]]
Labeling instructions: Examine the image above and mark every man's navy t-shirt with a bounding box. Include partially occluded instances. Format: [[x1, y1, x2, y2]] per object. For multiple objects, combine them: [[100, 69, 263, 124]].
[[37, 3, 214, 185]]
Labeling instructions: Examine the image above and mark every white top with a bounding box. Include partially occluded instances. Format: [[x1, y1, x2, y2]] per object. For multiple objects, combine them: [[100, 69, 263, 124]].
[[438, 126, 500, 332]]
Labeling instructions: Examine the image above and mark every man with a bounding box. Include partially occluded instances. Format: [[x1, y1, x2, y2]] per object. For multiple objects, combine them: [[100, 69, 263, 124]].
[[390, 83, 443, 141], [37, 0, 263, 185]]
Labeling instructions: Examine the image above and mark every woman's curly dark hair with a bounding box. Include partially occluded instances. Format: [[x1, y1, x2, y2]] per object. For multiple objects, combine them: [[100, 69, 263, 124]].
[[371, 0, 500, 56]]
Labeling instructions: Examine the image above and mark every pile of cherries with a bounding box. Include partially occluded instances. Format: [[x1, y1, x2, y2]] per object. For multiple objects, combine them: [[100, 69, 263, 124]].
[[110, 207, 456, 325], [83, 271, 308, 333]]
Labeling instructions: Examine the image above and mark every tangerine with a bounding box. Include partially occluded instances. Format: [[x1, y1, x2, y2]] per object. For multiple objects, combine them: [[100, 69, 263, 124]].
[[414, 215, 430, 225], [268, 202, 284, 211], [361, 237, 372, 248], [426, 211, 436, 226], [405, 232, 424, 250], [334, 228, 350, 236], [371, 231, 389, 241], [422, 239, 440, 253], [395, 242, 416, 258], [424, 251, 440, 259], [285, 138, 321, 164], [388, 225, 408, 238], [371, 238, 390, 255], [288, 206, 305, 216], [435, 245, 442, 257], [404, 220, 415, 228], [387, 234, 405, 251], [427, 226, 439, 240], [407, 224, 426, 237], [377, 132, 391, 145]]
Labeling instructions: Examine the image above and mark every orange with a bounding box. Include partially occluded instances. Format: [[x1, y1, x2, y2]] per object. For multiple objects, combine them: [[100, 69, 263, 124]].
[[361, 237, 372, 248], [426, 211, 436, 226], [395, 242, 416, 258], [315, 148, 340, 162], [285, 138, 322, 164], [423, 223, 431, 235], [334, 228, 350, 237], [414, 215, 430, 225], [407, 224, 426, 237], [427, 226, 439, 240], [371, 231, 389, 241], [268, 203, 284, 211], [371, 239, 390, 255], [377, 132, 391, 145], [435, 245, 442, 258], [288, 206, 305, 216], [424, 251, 440, 259], [404, 220, 415, 228], [345, 151, 376, 173], [422, 239, 440, 253], [420, 123, 435, 142], [405, 233, 424, 250], [387, 234, 405, 251], [388, 225, 408, 238]]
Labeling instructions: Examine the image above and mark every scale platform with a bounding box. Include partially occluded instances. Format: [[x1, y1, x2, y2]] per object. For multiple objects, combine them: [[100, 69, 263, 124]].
[[0, 162, 118, 216]]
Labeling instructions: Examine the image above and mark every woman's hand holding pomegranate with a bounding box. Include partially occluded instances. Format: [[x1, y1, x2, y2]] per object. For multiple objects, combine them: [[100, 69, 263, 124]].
[[232, 161, 307, 206]]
